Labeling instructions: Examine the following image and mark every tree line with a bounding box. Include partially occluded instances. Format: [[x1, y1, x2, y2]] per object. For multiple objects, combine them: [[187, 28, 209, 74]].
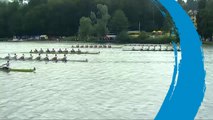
[[178, 0, 213, 40], [0, 0, 167, 38], [197, 0, 213, 40]]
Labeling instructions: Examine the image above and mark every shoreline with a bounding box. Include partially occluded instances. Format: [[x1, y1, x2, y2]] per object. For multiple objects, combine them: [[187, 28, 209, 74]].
[[1, 39, 212, 45]]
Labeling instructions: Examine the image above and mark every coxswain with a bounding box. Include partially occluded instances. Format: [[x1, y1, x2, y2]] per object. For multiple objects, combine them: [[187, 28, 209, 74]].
[[5, 54, 10, 59]]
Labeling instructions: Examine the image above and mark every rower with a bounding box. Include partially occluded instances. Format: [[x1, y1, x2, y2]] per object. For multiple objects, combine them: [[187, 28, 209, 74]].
[[28, 54, 33, 60], [5, 54, 10, 59], [71, 48, 75, 53], [39, 48, 44, 53], [0, 60, 10, 68], [34, 49, 38, 53], [99, 45, 102, 48], [46, 48, 50, 53], [51, 54, 57, 61], [19, 54, 25, 60], [58, 48, 63, 53], [52, 48, 56, 53], [62, 54, 67, 62], [35, 54, 41, 60], [76, 44, 79, 48], [13, 53, 17, 60], [77, 49, 81, 53], [132, 47, 135, 51], [64, 48, 68, 53], [0, 61, 9, 71], [30, 50, 33, 53], [44, 54, 49, 61]]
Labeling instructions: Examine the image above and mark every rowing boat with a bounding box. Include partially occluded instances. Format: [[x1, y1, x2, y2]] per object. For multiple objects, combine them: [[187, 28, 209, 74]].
[[71, 45, 122, 49], [0, 57, 88, 63], [122, 49, 181, 52], [29, 51, 100, 55], [71, 45, 111, 48], [0, 67, 36, 72]]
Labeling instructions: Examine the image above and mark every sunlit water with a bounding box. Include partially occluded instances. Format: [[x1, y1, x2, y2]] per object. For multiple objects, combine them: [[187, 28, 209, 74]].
[[0, 41, 212, 119]]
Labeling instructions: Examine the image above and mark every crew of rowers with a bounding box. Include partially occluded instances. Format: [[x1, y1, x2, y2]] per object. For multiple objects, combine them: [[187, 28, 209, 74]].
[[129, 45, 178, 51], [4, 53, 67, 62], [30, 48, 81, 53], [71, 44, 112, 48]]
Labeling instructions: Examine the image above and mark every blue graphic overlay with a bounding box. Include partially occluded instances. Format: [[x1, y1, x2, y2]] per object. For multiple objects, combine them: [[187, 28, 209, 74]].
[[154, 0, 206, 119]]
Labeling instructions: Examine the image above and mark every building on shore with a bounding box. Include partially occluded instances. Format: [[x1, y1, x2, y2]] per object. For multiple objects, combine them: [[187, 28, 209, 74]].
[[188, 10, 198, 28]]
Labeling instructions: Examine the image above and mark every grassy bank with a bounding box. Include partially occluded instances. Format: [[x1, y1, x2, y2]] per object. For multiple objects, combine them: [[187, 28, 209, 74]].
[[203, 41, 213, 45], [62, 35, 179, 44]]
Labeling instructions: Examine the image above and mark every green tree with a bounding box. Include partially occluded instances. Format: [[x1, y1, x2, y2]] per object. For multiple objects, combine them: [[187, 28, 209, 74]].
[[78, 17, 93, 40], [200, 0, 213, 40], [90, 11, 97, 25], [186, 0, 198, 10], [116, 31, 129, 43], [197, 0, 213, 40], [109, 9, 128, 34], [94, 4, 110, 38], [178, 0, 187, 10]]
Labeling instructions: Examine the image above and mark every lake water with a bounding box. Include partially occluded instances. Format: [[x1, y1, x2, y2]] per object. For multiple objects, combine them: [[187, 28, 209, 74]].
[[0, 41, 212, 119]]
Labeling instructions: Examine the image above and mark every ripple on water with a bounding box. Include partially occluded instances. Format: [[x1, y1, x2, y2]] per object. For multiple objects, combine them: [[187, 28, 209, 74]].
[[0, 42, 212, 119]]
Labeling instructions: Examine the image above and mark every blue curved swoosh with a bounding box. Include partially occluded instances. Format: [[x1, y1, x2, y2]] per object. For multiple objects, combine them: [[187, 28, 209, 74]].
[[155, 0, 206, 119]]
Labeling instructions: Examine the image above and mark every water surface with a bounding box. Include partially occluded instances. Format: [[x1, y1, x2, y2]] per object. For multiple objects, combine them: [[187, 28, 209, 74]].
[[0, 42, 212, 119]]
